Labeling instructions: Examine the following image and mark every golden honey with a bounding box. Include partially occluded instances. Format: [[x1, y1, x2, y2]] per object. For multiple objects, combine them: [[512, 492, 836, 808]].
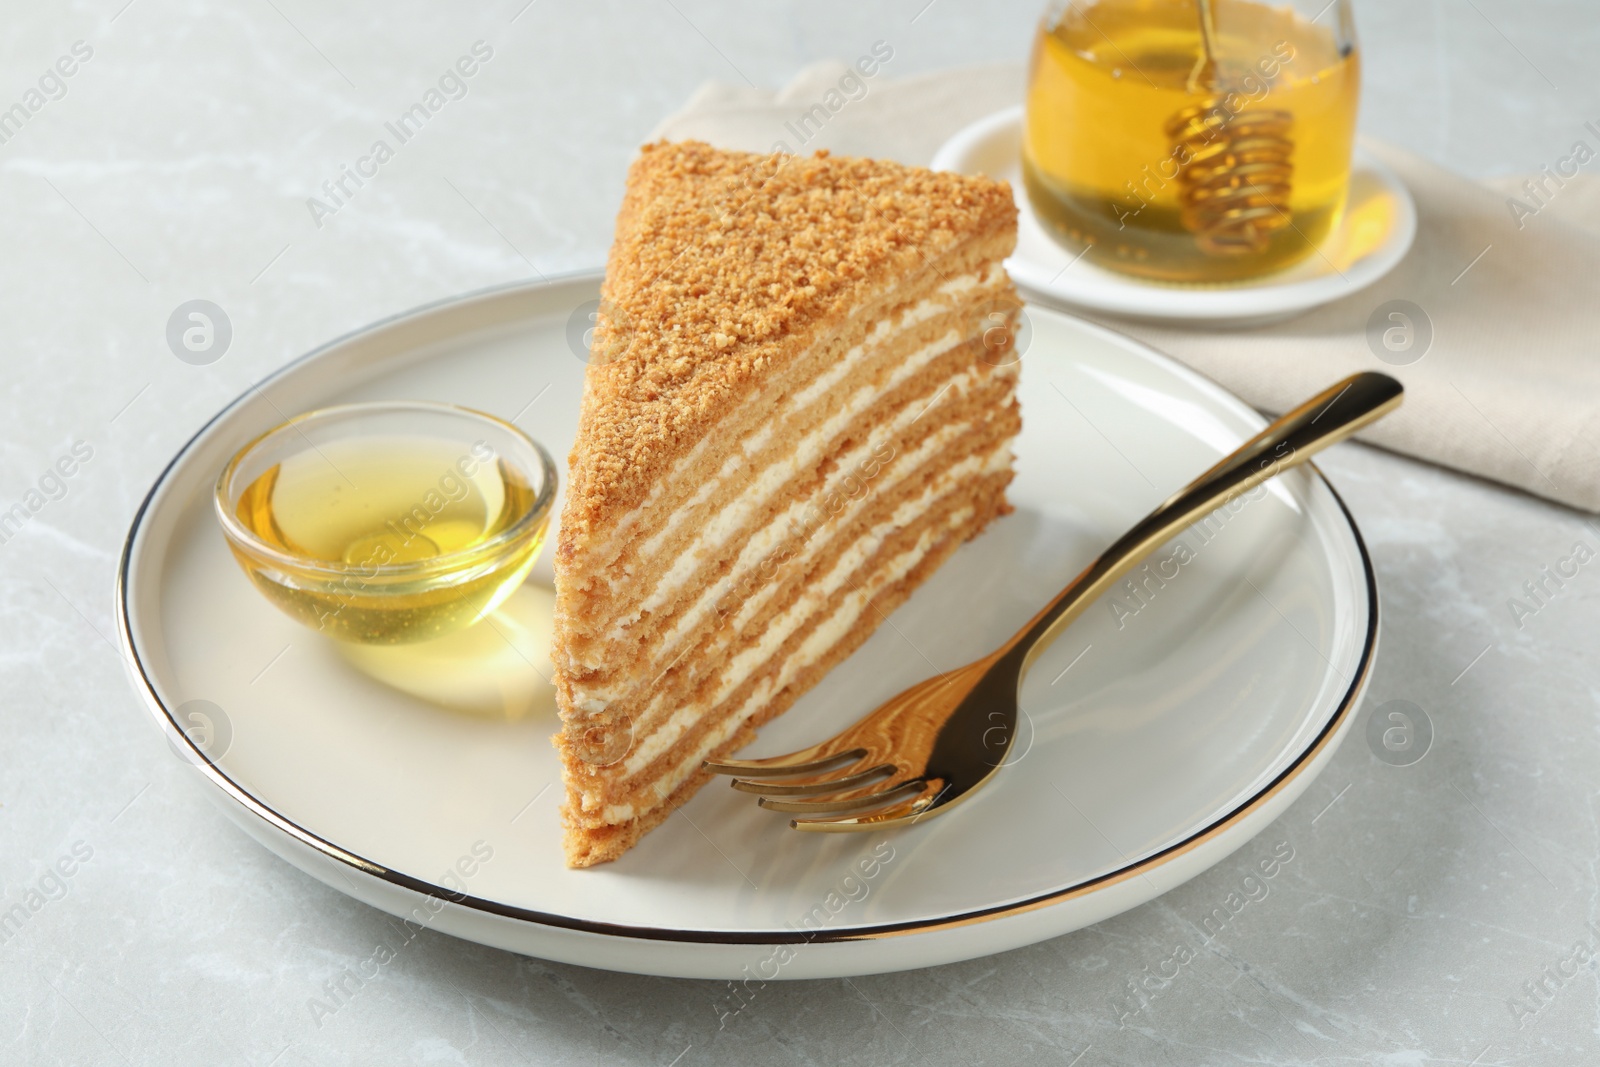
[[1023, 0, 1360, 282], [230, 435, 544, 644]]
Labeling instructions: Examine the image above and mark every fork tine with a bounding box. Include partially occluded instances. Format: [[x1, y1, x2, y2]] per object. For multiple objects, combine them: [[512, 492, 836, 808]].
[[754, 778, 926, 815], [789, 803, 922, 832], [789, 782, 948, 832], [703, 747, 867, 778], [729, 763, 896, 797]]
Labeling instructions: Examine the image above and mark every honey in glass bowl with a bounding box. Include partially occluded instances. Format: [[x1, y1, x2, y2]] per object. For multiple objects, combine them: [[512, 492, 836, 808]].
[[1023, 0, 1360, 283], [216, 402, 557, 646]]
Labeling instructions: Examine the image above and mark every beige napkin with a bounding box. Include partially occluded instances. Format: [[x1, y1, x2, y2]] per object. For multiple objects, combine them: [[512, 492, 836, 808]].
[[654, 61, 1600, 512]]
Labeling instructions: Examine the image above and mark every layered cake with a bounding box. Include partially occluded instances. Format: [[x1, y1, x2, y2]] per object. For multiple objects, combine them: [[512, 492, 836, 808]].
[[552, 141, 1023, 867]]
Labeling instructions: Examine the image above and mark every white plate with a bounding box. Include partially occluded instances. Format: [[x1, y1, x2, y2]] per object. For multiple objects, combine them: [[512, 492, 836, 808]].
[[116, 273, 1376, 979], [930, 106, 1417, 328]]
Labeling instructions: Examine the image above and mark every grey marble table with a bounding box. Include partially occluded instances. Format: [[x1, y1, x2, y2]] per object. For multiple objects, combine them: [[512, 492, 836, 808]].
[[3, 2, 1598, 1064]]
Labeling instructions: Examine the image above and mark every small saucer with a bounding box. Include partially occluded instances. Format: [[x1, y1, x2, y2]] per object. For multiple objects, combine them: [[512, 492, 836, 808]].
[[930, 106, 1417, 328]]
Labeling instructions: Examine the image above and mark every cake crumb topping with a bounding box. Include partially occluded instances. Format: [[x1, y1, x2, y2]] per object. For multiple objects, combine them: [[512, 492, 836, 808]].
[[559, 140, 1016, 555]]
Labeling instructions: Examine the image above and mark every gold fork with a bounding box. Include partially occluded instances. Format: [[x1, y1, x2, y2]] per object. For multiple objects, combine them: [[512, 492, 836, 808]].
[[704, 371, 1403, 832]]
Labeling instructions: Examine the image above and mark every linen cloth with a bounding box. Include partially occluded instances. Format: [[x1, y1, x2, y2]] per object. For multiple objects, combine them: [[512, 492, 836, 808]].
[[654, 61, 1600, 511]]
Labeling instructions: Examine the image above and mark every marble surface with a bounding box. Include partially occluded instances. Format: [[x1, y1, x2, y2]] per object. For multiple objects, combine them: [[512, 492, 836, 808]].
[[3, 1, 1599, 1063]]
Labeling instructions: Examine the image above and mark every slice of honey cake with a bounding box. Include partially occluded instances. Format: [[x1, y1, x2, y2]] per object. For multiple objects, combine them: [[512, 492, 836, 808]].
[[552, 141, 1022, 867]]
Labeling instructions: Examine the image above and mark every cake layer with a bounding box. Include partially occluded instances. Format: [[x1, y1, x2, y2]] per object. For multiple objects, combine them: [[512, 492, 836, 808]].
[[609, 442, 1015, 793], [559, 309, 1023, 828], [561, 469, 1013, 867], [563, 328, 1020, 714], [564, 363, 1020, 752], [597, 268, 991, 572], [554, 242, 1016, 657], [555, 282, 1015, 692], [620, 293, 992, 620], [559, 290, 1018, 677], [560, 429, 1018, 826], [563, 484, 1008, 851]]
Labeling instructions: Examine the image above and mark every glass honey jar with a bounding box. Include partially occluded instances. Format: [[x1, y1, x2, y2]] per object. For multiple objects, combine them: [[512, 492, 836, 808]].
[[1023, 0, 1360, 283]]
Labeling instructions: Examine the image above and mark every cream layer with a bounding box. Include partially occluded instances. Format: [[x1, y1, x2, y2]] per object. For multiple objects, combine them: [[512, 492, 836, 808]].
[[591, 502, 980, 825], [611, 392, 1010, 716], [566, 441, 1011, 820], [570, 355, 1017, 711], [613, 443, 1011, 780], [571, 270, 993, 599], [626, 324, 964, 628]]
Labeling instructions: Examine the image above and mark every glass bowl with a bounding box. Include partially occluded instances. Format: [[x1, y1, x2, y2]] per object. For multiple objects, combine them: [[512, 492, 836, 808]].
[[215, 401, 557, 645]]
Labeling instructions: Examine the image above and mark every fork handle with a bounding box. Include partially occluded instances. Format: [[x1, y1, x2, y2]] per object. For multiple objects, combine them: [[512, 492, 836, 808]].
[[1006, 372, 1403, 675]]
